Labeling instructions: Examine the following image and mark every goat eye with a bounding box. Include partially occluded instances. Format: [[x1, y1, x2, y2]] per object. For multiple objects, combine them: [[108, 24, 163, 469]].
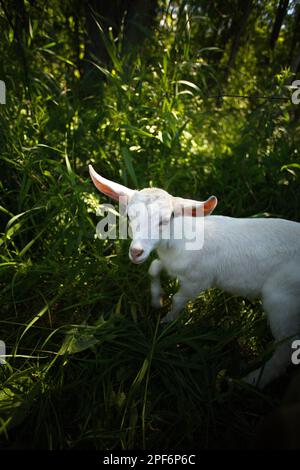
[[159, 212, 175, 226]]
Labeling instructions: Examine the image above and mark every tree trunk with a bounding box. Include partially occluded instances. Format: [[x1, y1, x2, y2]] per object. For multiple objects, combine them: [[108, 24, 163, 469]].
[[270, 0, 289, 50], [289, 4, 300, 64], [84, 0, 157, 75], [226, 0, 253, 72], [223, 0, 253, 85]]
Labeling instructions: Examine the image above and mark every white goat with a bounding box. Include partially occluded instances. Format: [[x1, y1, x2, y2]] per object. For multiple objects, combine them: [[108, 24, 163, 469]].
[[89, 165, 300, 388]]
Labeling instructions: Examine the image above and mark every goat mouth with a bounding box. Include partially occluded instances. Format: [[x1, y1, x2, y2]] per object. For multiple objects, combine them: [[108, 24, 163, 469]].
[[129, 254, 148, 265]]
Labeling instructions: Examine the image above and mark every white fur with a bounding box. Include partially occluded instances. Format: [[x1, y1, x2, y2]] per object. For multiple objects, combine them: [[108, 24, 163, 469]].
[[153, 215, 300, 388], [89, 166, 300, 388]]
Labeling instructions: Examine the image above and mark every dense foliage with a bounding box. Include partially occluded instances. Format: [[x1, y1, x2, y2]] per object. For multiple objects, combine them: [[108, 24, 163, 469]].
[[0, 0, 299, 449]]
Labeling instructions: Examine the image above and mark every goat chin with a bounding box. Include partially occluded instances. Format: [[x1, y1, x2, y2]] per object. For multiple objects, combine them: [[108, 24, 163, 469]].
[[130, 256, 148, 265]]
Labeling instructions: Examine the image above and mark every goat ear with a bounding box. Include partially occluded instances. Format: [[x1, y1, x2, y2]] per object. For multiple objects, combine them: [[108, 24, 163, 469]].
[[173, 195, 218, 217], [202, 195, 218, 216], [89, 165, 135, 202]]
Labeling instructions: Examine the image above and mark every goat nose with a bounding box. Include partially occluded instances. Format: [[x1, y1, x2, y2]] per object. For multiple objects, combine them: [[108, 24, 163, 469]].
[[130, 247, 144, 258]]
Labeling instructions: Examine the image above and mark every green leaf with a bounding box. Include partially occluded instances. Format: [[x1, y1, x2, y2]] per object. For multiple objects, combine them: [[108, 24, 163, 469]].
[[122, 124, 155, 139], [177, 90, 195, 96], [121, 147, 138, 187], [18, 294, 62, 343], [6, 207, 43, 231], [281, 163, 300, 171], [175, 80, 201, 93], [58, 326, 100, 355], [19, 226, 47, 257], [65, 153, 73, 174]]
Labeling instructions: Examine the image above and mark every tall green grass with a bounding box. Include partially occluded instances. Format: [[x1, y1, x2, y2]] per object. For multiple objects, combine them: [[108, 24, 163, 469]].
[[0, 5, 299, 449]]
